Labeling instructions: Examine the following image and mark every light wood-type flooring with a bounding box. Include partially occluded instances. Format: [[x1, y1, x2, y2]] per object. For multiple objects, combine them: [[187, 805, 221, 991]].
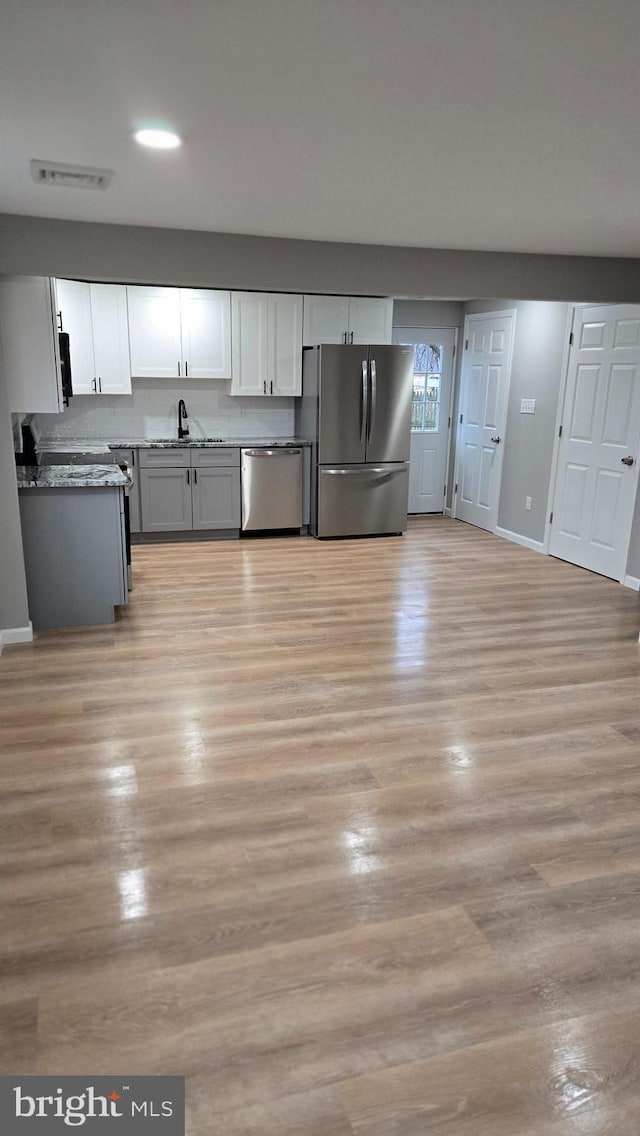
[[1, 516, 640, 1134]]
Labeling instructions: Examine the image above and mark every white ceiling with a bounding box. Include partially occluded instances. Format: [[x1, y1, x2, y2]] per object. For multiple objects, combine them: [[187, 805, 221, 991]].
[[2, 0, 640, 257]]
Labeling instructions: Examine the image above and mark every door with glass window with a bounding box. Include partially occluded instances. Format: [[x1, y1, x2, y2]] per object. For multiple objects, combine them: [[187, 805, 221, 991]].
[[392, 327, 456, 512]]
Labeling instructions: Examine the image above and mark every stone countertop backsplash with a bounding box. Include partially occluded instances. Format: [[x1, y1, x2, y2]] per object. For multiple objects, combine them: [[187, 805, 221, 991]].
[[17, 465, 127, 490], [37, 437, 310, 454]]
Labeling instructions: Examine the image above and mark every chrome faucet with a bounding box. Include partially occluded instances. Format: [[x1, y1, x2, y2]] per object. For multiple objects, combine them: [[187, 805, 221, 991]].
[[177, 399, 189, 439]]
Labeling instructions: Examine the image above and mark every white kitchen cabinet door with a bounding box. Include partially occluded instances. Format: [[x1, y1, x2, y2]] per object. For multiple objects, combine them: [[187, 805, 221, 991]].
[[231, 292, 269, 395], [303, 295, 350, 346], [348, 297, 393, 345], [180, 289, 231, 380], [127, 286, 182, 379], [90, 284, 131, 395], [56, 278, 95, 394], [269, 293, 303, 396], [0, 276, 63, 414]]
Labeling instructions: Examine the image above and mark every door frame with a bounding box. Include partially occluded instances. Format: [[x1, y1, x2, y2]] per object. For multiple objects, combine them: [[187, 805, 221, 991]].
[[544, 302, 640, 585], [392, 325, 458, 514], [452, 309, 517, 532], [543, 303, 579, 556]]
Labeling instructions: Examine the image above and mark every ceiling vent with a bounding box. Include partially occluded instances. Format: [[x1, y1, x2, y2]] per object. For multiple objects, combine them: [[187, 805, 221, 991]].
[[30, 159, 114, 190]]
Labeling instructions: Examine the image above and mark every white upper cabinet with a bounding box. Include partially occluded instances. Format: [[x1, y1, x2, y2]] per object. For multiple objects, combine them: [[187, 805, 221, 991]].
[[90, 284, 131, 395], [231, 293, 269, 395], [57, 280, 131, 395], [56, 280, 95, 394], [127, 285, 231, 380], [180, 289, 231, 380], [303, 295, 393, 346], [0, 276, 63, 414], [127, 287, 182, 379], [269, 293, 303, 396], [231, 292, 302, 396], [302, 295, 350, 346], [347, 297, 393, 345]]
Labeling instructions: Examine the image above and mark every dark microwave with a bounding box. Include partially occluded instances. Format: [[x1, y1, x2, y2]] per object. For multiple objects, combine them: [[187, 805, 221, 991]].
[[58, 330, 73, 406]]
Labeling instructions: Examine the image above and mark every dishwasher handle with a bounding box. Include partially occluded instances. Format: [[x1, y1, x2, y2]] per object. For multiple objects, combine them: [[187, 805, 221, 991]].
[[243, 449, 301, 457]]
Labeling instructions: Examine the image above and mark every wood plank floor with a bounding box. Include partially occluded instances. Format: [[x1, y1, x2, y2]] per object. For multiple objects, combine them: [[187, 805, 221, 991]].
[[1, 516, 640, 1134]]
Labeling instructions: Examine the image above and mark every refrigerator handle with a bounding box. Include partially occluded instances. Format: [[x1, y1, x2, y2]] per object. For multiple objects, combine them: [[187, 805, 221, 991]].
[[368, 358, 377, 445], [361, 360, 368, 447]]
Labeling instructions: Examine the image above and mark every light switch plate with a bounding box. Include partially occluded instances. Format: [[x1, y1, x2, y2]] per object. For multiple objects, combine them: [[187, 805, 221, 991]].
[[520, 398, 536, 414]]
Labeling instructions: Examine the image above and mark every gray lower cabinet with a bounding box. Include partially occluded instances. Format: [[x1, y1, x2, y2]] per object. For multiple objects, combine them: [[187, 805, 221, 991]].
[[140, 466, 193, 532], [192, 466, 240, 530], [19, 486, 127, 628], [138, 448, 241, 533]]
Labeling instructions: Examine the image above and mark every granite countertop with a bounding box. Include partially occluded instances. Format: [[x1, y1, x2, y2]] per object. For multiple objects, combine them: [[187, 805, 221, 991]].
[[37, 437, 310, 453], [17, 465, 127, 489]]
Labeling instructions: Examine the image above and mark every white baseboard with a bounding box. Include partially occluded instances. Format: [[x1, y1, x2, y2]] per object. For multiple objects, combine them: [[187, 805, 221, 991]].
[[444, 506, 452, 517], [495, 526, 545, 554], [0, 622, 33, 653], [623, 575, 640, 592]]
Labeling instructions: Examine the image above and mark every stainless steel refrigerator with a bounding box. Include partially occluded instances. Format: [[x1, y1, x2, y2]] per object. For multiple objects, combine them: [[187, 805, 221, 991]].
[[297, 344, 414, 538]]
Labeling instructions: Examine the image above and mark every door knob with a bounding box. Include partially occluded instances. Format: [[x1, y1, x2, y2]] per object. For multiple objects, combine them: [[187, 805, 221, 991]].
[[621, 455, 634, 466], [491, 435, 501, 444]]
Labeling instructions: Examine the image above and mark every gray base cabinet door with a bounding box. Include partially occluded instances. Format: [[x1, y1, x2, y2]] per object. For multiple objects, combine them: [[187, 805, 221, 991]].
[[140, 467, 193, 532], [192, 466, 240, 530]]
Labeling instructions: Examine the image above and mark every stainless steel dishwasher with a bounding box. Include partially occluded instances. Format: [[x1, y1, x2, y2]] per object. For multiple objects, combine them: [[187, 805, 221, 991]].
[[241, 447, 303, 531]]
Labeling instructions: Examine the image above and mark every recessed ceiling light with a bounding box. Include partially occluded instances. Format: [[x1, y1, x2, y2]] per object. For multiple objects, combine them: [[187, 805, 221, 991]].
[[133, 129, 181, 150]]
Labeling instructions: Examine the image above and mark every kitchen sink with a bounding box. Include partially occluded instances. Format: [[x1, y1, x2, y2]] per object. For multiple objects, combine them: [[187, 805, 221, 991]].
[[148, 437, 227, 444]]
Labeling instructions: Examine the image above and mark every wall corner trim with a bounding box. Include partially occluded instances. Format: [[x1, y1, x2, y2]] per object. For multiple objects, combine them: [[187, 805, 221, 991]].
[[495, 526, 545, 554], [623, 575, 640, 592], [0, 622, 33, 653]]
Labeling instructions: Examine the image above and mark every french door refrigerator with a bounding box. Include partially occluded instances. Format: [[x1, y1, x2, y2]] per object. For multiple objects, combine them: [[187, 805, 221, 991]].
[[297, 343, 414, 538]]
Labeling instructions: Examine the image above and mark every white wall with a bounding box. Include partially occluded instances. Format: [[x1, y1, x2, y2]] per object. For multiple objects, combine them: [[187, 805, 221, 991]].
[[35, 381, 295, 443], [0, 330, 30, 641]]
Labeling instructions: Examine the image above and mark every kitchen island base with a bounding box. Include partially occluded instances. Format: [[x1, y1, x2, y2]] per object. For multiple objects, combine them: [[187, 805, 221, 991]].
[[19, 486, 128, 629]]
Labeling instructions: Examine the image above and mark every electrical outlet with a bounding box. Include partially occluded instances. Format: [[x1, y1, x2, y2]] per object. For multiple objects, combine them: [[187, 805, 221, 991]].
[[520, 398, 536, 414], [525, 496, 532, 511]]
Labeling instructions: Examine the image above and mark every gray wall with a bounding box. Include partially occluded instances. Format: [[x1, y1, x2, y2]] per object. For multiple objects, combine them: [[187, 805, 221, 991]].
[[393, 299, 464, 328], [627, 489, 640, 579], [0, 334, 30, 635], [2, 214, 640, 301], [450, 300, 570, 543]]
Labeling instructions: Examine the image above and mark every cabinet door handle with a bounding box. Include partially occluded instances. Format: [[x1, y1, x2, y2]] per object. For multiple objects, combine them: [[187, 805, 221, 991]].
[[92, 378, 97, 393], [263, 380, 267, 394], [185, 361, 188, 377], [270, 380, 273, 395], [98, 377, 102, 392], [193, 468, 198, 484], [178, 361, 181, 377], [186, 469, 190, 485], [350, 331, 354, 344], [56, 311, 63, 332]]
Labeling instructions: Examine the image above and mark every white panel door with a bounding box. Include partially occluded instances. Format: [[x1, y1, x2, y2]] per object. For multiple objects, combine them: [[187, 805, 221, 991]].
[[180, 289, 231, 380], [303, 295, 350, 345], [549, 305, 640, 580], [230, 292, 269, 395], [56, 278, 95, 394], [90, 284, 131, 395], [393, 327, 456, 512], [454, 311, 515, 531], [269, 293, 303, 395], [349, 297, 393, 345], [127, 286, 182, 379]]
